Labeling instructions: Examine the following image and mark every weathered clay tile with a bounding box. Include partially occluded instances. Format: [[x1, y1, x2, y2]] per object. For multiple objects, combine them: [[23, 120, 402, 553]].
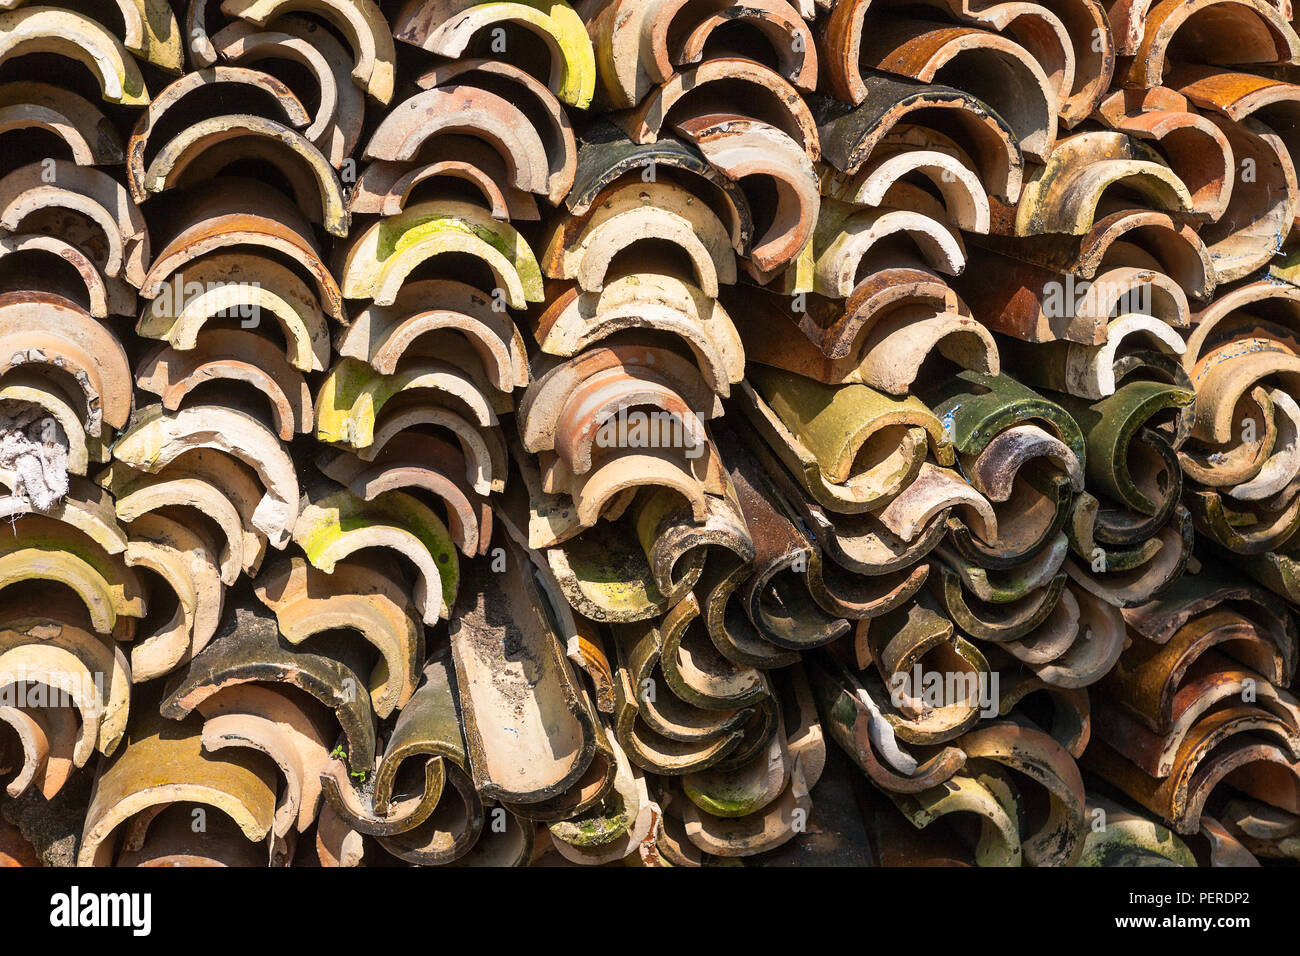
[[0, 7, 151, 106], [223, 0, 395, 102]]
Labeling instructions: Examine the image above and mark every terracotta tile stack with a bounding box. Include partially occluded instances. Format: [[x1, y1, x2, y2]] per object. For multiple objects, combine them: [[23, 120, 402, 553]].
[[0, 0, 1299, 868]]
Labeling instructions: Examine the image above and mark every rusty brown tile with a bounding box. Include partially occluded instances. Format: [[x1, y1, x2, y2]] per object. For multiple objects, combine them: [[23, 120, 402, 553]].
[[211, 17, 365, 168]]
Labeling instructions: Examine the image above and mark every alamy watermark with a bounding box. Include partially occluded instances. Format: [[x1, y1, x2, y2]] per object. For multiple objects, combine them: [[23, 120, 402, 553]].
[[1041, 274, 1153, 319], [887, 666, 1000, 718], [148, 274, 262, 327], [50, 887, 151, 936], [0, 672, 104, 710], [593, 407, 706, 459]]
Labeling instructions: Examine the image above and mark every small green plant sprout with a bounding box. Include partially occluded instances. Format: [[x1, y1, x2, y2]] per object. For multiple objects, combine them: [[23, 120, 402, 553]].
[[330, 744, 368, 782]]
